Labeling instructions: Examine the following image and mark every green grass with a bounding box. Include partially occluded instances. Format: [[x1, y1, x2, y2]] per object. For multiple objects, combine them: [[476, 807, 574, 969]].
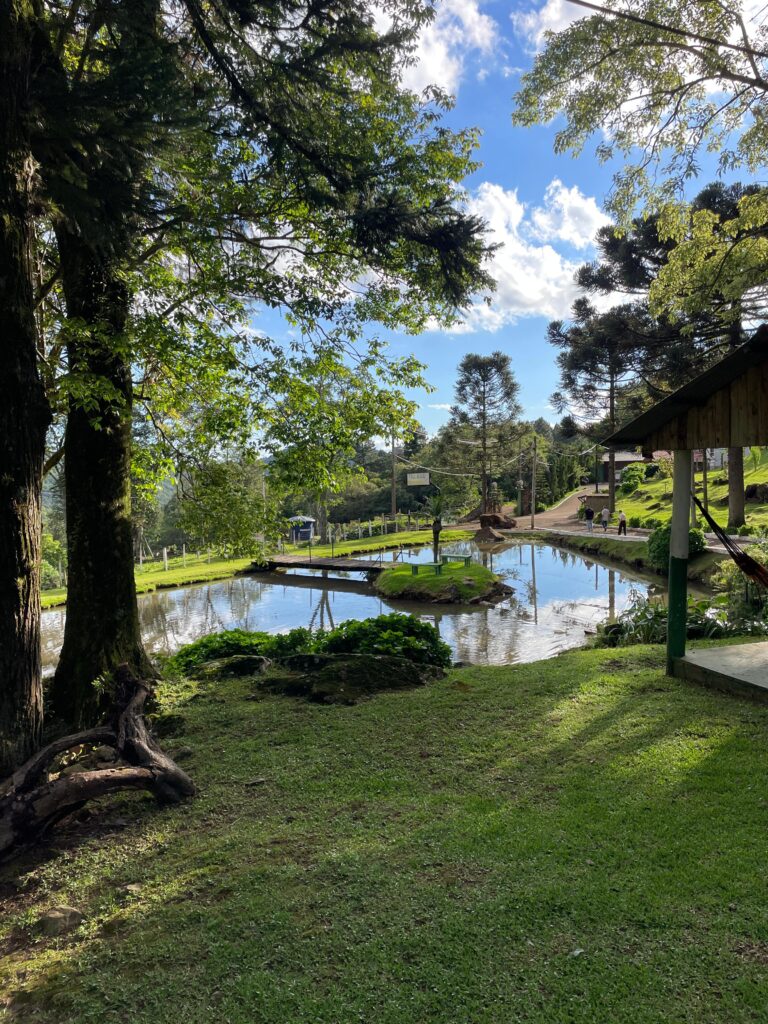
[[374, 561, 499, 602], [617, 453, 768, 530], [4, 645, 768, 1022], [281, 527, 474, 560], [39, 531, 474, 610], [543, 532, 725, 583]]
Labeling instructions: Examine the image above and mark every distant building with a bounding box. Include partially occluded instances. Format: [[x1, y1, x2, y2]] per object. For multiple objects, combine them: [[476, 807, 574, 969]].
[[600, 450, 645, 482], [287, 515, 316, 542]]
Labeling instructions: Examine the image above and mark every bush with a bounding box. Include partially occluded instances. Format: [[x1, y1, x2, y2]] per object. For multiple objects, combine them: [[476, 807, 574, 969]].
[[737, 525, 755, 536], [618, 464, 645, 495], [594, 594, 768, 647], [316, 613, 451, 668], [40, 560, 61, 590], [642, 517, 663, 530], [169, 614, 452, 674], [169, 627, 314, 673], [647, 525, 706, 570], [644, 464, 660, 479], [628, 515, 642, 528]]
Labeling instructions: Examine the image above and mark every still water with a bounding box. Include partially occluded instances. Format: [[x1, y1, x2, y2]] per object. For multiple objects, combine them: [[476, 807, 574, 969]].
[[41, 539, 655, 671]]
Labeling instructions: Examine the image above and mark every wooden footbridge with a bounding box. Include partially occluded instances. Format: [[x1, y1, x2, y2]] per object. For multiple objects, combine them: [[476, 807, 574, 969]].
[[252, 554, 385, 575]]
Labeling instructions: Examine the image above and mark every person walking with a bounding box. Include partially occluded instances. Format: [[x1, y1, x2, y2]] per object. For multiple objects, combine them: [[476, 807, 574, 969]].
[[584, 505, 595, 533], [600, 506, 610, 533], [617, 510, 627, 536]]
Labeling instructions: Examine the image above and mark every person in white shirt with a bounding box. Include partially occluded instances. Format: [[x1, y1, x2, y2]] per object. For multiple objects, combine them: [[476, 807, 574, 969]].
[[600, 506, 610, 532], [617, 510, 627, 535]]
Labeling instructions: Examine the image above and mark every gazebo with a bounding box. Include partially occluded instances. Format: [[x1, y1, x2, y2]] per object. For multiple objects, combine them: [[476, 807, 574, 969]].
[[603, 326, 768, 696]]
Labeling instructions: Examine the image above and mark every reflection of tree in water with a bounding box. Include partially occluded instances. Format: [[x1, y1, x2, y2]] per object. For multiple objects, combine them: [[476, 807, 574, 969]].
[[309, 589, 336, 632]]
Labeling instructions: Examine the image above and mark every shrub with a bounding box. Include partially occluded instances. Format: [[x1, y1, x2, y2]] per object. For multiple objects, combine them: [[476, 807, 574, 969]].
[[169, 615, 452, 674], [647, 525, 706, 570], [618, 463, 645, 495], [316, 613, 451, 668], [594, 594, 768, 647], [737, 524, 755, 536], [628, 516, 642, 529], [644, 463, 659, 479], [40, 560, 61, 590], [169, 627, 314, 673], [642, 517, 662, 530]]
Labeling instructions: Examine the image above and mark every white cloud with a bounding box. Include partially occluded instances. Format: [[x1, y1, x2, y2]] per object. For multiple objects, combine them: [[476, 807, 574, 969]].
[[427, 402, 453, 410], [450, 180, 616, 331], [531, 179, 610, 248], [511, 0, 587, 51], [402, 0, 499, 95]]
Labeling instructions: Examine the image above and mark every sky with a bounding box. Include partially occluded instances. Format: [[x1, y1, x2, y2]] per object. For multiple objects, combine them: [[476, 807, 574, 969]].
[[249, 0, 757, 435]]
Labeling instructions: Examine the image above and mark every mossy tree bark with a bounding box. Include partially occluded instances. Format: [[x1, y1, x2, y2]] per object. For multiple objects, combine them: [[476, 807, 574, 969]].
[[50, 232, 154, 728], [727, 446, 746, 531], [0, 2, 51, 771]]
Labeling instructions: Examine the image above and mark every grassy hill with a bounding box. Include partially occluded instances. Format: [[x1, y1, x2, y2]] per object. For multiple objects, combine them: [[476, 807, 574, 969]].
[[615, 451, 768, 533]]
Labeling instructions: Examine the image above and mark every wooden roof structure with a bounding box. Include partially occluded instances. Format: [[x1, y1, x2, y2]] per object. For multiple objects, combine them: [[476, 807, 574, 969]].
[[603, 325, 768, 452]]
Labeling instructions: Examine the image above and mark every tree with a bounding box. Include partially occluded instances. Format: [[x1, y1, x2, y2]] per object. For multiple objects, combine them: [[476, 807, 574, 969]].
[[514, 1, 768, 525], [422, 492, 444, 562], [29, 0, 493, 729], [579, 182, 763, 528], [452, 352, 521, 513], [514, 1, 768, 224], [549, 299, 654, 512], [0, 3, 51, 769]]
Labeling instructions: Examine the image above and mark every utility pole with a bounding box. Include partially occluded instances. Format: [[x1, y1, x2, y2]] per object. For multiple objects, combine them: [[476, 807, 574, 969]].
[[530, 435, 537, 529], [517, 444, 524, 518], [391, 432, 397, 515], [594, 449, 600, 494]]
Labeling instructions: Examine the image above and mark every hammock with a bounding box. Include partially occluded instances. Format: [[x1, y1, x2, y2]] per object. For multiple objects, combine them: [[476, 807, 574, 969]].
[[691, 493, 768, 589]]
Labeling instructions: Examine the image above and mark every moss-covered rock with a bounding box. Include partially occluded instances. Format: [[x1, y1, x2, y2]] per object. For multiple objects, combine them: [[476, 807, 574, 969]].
[[258, 653, 443, 704]]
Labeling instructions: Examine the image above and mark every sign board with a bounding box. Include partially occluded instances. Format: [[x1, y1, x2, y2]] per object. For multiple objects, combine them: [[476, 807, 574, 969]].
[[407, 472, 430, 486]]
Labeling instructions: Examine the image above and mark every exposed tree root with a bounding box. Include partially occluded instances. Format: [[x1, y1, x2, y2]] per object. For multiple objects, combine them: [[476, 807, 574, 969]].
[[0, 665, 194, 858]]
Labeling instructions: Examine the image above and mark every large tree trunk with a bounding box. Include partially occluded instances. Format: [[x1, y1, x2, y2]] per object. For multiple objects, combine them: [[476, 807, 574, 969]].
[[0, 3, 51, 771], [727, 446, 746, 531], [51, 233, 153, 728]]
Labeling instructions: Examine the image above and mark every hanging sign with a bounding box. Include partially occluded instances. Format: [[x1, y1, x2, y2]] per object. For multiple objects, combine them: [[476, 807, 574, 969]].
[[407, 472, 430, 486]]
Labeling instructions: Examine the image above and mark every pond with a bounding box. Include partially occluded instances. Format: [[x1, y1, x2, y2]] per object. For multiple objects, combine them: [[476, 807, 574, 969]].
[[40, 539, 657, 671]]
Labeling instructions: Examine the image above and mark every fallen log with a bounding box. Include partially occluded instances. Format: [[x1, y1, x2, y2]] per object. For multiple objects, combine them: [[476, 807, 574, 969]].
[[0, 665, 194, 858]]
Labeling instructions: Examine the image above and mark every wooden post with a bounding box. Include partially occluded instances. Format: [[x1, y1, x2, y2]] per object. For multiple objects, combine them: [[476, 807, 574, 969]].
[[530, 435, 537, 529], [163, 547, 168, 571], [182, 543, 186, 567], [702, 449, 709, 512], [667, 449, 691, 675]]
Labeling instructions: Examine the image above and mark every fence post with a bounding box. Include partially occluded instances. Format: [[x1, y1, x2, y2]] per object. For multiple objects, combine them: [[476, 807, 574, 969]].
[[163, 547, 168, 571]]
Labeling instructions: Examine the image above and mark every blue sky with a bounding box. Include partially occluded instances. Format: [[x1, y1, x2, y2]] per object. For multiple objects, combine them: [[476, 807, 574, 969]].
[[250, 0, 753, 435]]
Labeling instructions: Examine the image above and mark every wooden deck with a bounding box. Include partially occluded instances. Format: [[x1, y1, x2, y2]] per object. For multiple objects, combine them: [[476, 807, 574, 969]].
[[252, 554, 385, 575]]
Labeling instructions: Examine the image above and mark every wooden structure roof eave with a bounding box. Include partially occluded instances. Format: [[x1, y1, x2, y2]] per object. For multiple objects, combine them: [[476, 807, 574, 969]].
[[602, 324, 768, 452]]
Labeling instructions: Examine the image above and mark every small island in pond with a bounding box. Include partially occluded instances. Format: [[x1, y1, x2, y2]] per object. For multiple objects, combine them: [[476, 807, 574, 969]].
[[374, 560, 512, 605]]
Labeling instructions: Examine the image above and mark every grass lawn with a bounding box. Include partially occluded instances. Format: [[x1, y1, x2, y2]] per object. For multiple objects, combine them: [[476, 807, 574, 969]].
[[375, 561, 500, 602], [618, 452, 768, 531], [3, 645, 768, 1021], [39, 530, 474, 610], [543, 532, 726, 584]]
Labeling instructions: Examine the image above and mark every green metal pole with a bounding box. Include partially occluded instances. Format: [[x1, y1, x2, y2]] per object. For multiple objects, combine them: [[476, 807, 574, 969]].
[[667, 448, 691, 675]]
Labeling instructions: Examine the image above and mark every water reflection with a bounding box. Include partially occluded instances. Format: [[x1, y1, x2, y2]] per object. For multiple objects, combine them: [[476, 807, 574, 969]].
[[40, 539, 656, 671]]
